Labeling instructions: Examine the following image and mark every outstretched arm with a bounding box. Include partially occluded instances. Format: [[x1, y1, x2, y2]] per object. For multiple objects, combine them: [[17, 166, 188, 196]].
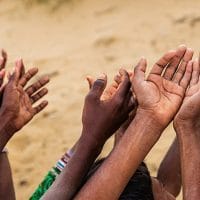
[[0, 153, 15, 200], [0, 58, 49, 200], [156, 47, 194, 197], [174, 57, 200, 200], [74, 45, 192, 200], [0, 50, 15, 200], [156, 138, 181, 197], [42, 70, 134, 200]]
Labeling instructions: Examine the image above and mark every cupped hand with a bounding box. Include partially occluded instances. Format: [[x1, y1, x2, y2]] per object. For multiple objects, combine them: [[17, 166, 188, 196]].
[[174, 57, 200, 127], [132, 45, 193, 127], [82, 69, 135, 145]]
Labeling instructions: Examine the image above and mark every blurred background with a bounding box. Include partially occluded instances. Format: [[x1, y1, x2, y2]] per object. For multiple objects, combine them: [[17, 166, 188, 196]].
[[1, 0, 200, 199]]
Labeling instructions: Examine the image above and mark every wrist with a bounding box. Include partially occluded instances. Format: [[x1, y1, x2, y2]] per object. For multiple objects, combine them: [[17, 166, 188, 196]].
[[81, 126, 107, 148], [0, 113, 17, 137], [0, 114, 16, 151], [135, 108, 166, 132], [173, 118, 200, 134], [78, 132, 104, 155], [174, 120, 200, 138]]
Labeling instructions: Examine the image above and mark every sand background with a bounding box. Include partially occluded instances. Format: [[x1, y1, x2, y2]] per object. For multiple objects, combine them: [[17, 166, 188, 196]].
[[1, 0, 200, 199]]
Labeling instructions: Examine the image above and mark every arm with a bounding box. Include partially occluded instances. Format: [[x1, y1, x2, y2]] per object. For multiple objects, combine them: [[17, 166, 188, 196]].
[[156, 47, 194, 197], [30, 142, 78, 200], [175, 124, 200, 200], [0, 152, 15, 200], [0, 59, 49, 199], [74, 45, 193, 199], [156, 138, 181, 197], [173, 57, 200, 200], [42, 70, 134, 200], [75, 111, 164, 200]]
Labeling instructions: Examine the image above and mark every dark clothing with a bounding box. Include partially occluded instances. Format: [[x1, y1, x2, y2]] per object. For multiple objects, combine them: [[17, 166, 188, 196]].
[[85, 158, 154, 200]]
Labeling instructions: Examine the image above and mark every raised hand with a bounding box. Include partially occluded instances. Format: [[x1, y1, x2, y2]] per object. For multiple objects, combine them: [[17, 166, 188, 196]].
[[0, 59, 49, 134], [82, 69, 134, 145], [174, 57, 200, 126], [132, 45, 193, 127]]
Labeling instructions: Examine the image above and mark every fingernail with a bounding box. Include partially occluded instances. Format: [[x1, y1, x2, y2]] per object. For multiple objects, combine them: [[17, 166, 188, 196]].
[[97, 73, 106, 80], [178, 44, 187, 49]]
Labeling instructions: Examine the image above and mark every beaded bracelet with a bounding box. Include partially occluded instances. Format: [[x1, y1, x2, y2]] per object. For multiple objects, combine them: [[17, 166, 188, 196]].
[[29, 149, 73, 200]]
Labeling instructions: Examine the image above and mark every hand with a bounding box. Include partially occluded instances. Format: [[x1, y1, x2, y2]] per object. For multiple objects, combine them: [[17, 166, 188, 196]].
[[174, 57, 200, 128], [132, 45, 193, 127], [0, 59, 49, 134], [82, 69, 134, 146]]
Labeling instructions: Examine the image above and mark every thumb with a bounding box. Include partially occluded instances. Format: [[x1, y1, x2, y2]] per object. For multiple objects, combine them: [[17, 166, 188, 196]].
[[89, 74, 107, 100], [133, 57, 147, 85]]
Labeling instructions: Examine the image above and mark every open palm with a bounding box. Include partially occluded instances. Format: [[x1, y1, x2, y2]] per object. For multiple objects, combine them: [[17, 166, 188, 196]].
[[175, 59, 200, 121], [132, 46, 193, 126], [1, 60, 49, 133]]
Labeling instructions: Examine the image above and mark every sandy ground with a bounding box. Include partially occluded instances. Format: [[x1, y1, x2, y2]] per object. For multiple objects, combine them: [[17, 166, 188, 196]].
[[1, 0, 200, 199]]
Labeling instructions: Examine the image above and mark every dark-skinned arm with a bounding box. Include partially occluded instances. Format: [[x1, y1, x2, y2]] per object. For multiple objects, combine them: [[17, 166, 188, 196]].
[[0, 153, 15, 200], [156, 47, 194, 197], [74, 46, 193, 200], [0, 59, 49, 200], [174, 57, 200, 200], [42, 70, 134, 200]]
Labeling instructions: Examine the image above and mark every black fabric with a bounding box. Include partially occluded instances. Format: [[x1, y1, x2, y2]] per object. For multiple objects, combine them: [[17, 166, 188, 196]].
[[85, 158, 154, 200]]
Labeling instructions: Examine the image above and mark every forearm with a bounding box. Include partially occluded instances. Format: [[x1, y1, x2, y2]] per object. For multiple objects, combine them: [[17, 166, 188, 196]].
[[175, 123, 200, 200], [0, 115, 15, 152], [0, 153, 15, 200], [157, 138, 181, 197], [74, 111, 164, 200], [42, 134, 103, 200], [30, 141, 79, 200], [30, 142, 78, 200]]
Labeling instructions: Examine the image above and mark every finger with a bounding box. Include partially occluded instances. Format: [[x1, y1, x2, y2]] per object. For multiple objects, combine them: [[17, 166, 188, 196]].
[[19, 67, 38, 87], [86, 76, 94, 89], [163, 45, 187, 80], [179, 60, 193, 89], [33, 100, 48, 115], [114, 69, 131, 99], [31, 88, 48, 104], [0, 49, 7, 70], [25, 76, 49, 96], [111, 81, 119, 89], [133, 57, 147, 85], [173, 48, 194, 84], [19, 59, 25, 79], [114, 74, 121, 85], [10, 59, 23, 85], [190, 58, 200, 86], [128, 71, 133, 77], [150, 50, 176, 75], [89, 74, 107, 100], [0, 69, 5, 87]]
